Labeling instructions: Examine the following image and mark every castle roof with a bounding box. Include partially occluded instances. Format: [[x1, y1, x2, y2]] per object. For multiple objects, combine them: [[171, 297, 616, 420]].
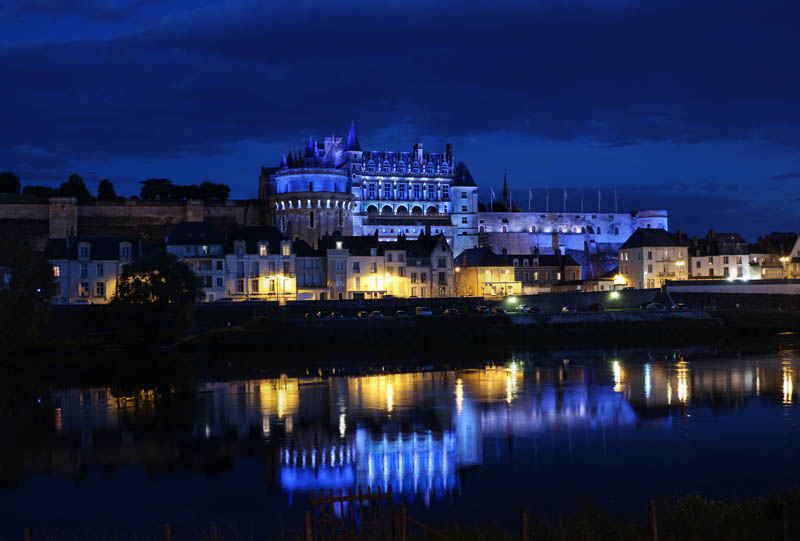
[[345, 121, 361, 152], [453, 162, 476, 187], [619, 228, 688, 250]]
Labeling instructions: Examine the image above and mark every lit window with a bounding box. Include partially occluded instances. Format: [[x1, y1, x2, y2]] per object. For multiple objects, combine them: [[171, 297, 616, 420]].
[[52, 266, 60, 277]]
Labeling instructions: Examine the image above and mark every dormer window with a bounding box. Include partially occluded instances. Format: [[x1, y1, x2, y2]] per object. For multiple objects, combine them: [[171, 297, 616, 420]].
[[370, 248, 377, 256], [282, 243, 290, 256], [259, 243, 268, 257], [336, 241, 343, 250], [235, 241, 245, 257], [78, 243, 90, 260], [119, 242, 131, 259]]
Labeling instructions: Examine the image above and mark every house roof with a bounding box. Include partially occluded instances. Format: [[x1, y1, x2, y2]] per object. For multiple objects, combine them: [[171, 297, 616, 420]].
[[319, 232, 385, 256], [454, 247, 512, 267], [292, 239, 324, 257], [619, 228, 688, 250], [224, 225, 288, 255], [44, 236, 150, 261], [166, 222, 226, 245]]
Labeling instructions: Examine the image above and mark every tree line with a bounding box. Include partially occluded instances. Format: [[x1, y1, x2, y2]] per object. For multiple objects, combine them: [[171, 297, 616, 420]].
[[0, 172, 230, 201]]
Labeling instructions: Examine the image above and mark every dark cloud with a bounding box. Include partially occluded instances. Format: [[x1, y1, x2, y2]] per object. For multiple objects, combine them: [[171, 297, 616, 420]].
[[769, 172, 800, 180], [1, 0, 799, 236]]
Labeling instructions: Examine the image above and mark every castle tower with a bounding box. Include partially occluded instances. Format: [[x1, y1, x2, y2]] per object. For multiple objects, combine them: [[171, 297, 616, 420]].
[[48, 197, 77, 239], [451, 162, 479, 256]]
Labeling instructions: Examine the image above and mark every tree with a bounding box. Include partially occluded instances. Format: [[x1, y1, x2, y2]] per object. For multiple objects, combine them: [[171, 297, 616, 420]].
[[0, 172, 20, 195], [115, 251, 201, 305], [140, 178, 174, 200], [198, 181, 230, 200], [97, 179, 117, 200], [113, 251, 202, 341], [59, 174, 93, 200], [22, 185, 59, 198], [0, 227, 56, 348]]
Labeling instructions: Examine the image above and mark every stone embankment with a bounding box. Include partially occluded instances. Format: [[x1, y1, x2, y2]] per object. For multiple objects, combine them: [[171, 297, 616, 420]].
[[512, 309, 716, 325]]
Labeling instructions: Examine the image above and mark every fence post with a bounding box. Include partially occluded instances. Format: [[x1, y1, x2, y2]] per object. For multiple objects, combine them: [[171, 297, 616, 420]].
[[164, 523, 171, 541], [305, 510, 314, 541], [522, 510, 530, 541], [650, 499, 658, 541]]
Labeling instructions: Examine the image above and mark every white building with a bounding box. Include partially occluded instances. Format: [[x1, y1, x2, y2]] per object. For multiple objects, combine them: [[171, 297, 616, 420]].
[[166, 222, 227, 302], [46, 236, 144, 304], [618, 228, 689, 289]]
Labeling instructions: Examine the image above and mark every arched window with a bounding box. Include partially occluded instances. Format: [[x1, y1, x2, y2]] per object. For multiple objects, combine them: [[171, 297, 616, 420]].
[[366, 160, 376, 173], [523, 259, 529, 267], [615, 227, 620, 235], [382, 161, 392, 173], [280, 215, 286, 232], [513, 259, 519, 266], [426, 164, 435, 174], [572, 226, 578, 233], [396, 160, 405, 172], [440, 164, 449, 174], [582, 227, 586, 233], [411, 162, 420, 173], [502, 225, 508, 233], [338, 209, 343, 227], [309, 211, 314, 228], [598, 227, 602, 235], [530, 225, 536, 233], [647, 224, 651, 228], [479, 225, 485, 233]]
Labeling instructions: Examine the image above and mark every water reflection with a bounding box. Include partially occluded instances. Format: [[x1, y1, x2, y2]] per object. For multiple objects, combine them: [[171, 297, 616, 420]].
[[2, 349, 800, 533]]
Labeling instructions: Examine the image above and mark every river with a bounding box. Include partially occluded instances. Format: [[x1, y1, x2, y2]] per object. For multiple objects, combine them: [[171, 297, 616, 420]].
[[2, 345, 800, 537]]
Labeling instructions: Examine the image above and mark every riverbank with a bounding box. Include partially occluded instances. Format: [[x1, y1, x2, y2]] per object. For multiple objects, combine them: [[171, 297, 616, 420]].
[[176, 309, 799, 357]]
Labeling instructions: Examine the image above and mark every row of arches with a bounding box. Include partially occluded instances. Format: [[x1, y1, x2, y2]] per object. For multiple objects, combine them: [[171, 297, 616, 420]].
[[479, 225, 621, 235], [364, 160, 449, 175], [365, 204, 440, 216], [274, 198, 353, 211]]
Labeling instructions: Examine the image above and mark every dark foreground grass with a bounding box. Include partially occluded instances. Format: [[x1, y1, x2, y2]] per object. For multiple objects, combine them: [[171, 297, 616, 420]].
[[17, 490, 800, 540]]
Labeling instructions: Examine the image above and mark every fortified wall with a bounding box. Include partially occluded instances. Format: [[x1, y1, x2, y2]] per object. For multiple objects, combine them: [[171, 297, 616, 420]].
[[0, 197, 267, 250]]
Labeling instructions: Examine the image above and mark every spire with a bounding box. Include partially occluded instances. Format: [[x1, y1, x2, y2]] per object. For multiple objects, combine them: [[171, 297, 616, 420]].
[[345, 120, 361, 151], [502, 169, 509, 205], [305, 136, 315, 158], [281, 152, 288, 168]]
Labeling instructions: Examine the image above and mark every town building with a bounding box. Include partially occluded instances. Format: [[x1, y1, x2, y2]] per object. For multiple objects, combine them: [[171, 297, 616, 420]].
[[165, 222, 227, 302], [453, 247, 523, 298], [319, 231, 454, 300], [507, 248, 582, 293], [223, 226, 298, 303], [45, 236, 148, 304], [688, 232, 752, 280], [617, 228, 689, 289]]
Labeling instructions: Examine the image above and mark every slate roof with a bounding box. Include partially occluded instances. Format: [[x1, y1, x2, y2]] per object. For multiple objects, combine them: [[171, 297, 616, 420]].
[[619, 228, 688, 250], [319, 232, 385, 256], [452, 161, 477, 187], [454, 247, 511, 267], [224, 225, 289, 255], [292, 239, 325, 257], [167, 222, 226, 245], [44, 236, 151, 260]]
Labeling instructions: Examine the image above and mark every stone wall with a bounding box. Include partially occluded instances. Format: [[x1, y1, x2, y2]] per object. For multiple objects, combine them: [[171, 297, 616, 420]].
[[0, 198, 267, 248]]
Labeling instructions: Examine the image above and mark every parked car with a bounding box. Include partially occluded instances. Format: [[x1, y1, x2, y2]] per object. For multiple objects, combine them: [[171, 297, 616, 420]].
[[72, 299, 90, 305], [415, 306, 433, 317], [357, 310, 370, 318], [369, 311, 385, 319], [316, 310, 330, 319], [670, 302, 686, 310], [444, 308, 460, 318], [304, 312, 317, 319], [395, 310, 409, 319], [329, 312, 344, 319], [588, 303, 605, 311], [383, 294, 396, 299], [645, 302, 666, 311], [561, 306, 577, 313], [475, 305, 490, 314], [490, 308, 506, 315]]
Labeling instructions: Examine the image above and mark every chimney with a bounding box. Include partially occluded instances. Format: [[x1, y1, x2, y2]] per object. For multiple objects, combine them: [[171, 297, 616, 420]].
[[445, 143, 453, 163]]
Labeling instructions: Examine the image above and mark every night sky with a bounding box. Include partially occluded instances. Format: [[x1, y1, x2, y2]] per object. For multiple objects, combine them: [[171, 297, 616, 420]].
[[2, 0, 799, 239]]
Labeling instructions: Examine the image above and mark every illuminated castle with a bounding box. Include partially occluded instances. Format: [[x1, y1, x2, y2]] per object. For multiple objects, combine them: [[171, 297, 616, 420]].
[[258, 123, 667, 260]]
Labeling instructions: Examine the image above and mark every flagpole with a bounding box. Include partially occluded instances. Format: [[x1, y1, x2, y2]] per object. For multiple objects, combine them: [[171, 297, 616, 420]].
[[615, 189, 618, 213], [528, 188, 532, 212], [581, 190, 584, 213], [546, 189, 549, 213], [598, 189, 601, 213], [563, 189, 567, 213]]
